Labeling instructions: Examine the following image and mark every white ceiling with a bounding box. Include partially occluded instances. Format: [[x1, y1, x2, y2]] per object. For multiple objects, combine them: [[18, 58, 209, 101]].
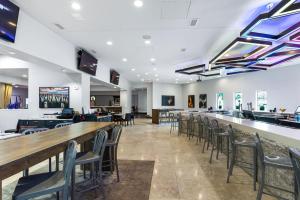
[[12, 0, 279, 84]]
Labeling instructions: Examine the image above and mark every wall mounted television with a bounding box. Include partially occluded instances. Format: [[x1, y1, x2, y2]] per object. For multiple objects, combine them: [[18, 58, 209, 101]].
[[110, 70, 120, 85], [0, 0, 19, 43], [39, 87, 70, 109], [77, 49, 98, 76]]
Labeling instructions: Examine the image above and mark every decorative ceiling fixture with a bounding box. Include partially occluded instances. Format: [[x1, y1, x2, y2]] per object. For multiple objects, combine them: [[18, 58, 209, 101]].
[[270, 0, 300, 18], [290, 31, 300, 42], [175, 64, 206, 75], [255, 43, 300, 67], [209, 38, 272, 68]]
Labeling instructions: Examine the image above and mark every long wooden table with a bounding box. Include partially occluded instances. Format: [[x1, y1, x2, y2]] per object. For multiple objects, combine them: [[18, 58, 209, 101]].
[[0, 121, 113, 199]]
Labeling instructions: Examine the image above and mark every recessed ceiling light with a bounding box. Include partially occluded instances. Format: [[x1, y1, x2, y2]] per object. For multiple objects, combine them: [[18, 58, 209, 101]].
[[150, 58, 156, 62], [266, 2, 274, 10], [14, 85, 19, 88], [22, 74, 27, 78], [62, 69, 67, 73], [141, 78, 145, 82], [155, 74, 158, 77], [176, 78, 179, 81], [153, 68, 157, 71], [225, 54, 230, 57], [122, 58, 128, 62], [8, 51, 15, 55], [71, 2, 81, 11], [246, 37, 252, 41], [156, 78, 159, 81], [114, 86, 117, 89], [106, 41, 113, 46], [131, 68, 136, 71], [145, 72, 149, 75], [134, 0, 143, 8], [137, 74, 140, 77], [144, 40, 151, 45]]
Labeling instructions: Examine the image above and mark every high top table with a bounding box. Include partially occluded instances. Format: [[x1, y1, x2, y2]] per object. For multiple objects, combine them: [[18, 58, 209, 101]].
[[0, 121, 113, 200]]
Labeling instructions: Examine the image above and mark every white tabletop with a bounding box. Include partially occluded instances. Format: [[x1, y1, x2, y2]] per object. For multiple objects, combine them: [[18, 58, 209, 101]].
[[202, 113, 300, 148]]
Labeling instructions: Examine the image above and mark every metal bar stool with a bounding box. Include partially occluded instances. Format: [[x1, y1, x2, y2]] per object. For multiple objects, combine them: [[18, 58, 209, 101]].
[[226, 124, 257, 191], [71, 129, 108, 198], [202, 117, 213, 153], [187, 114, 195, 140], [103, 125, 122, 182], [209, 119, 230, 168], [178, 113, 188, 136], [12, 140, 77, 200], [169, 113, 178, 134], [289, 148, 300, 200], [255, 133, 294, 200], [195, 115, 204, 144]]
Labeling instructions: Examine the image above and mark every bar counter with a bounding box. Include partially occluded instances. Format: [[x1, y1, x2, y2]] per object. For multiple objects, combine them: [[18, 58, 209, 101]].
[[202, 113, 300, 148]]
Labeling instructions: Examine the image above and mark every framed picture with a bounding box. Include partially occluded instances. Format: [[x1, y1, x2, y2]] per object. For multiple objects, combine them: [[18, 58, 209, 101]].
[[162, 95, 175, 106], [199, 94, 207, 109], [39, 87, 70, 108], [188, 95, 195, 108]]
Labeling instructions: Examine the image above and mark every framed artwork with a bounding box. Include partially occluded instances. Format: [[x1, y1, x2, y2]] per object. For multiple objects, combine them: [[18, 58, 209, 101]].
[[188, 95, 195, 108], [162, 95, 175, 106], [199, 94, 207, 109], [216, 93, 224, 110], [234, 92, 243, 110], [39, 87, 70, 108]]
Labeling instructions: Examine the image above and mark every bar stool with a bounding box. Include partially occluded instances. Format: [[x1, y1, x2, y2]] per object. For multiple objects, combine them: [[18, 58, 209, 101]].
[[178, 113, 188, 136], [226, 124, 257, 191], [209, 119, 230, 168], [169, 113, 178, 134], [202, 117, 213, 153], [72, 129, 108, 197], [12, 140, 77, 200], [289, 148, 300, 200], [255, 133, 294, 200], [195, 115, 204, 143], [103, 125, 122, 182], [187, 114, 195, 140]]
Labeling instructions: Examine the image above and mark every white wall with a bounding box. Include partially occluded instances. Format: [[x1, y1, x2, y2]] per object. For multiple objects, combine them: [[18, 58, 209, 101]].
[[152, 83, 183, 109], [0, 56, 82, 130], [182, 64, 300, 113]]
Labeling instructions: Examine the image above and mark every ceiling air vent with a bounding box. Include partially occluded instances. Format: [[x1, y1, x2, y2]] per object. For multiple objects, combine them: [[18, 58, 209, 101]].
[[190, 18, 198, 27], [54, 23, 65, 30]]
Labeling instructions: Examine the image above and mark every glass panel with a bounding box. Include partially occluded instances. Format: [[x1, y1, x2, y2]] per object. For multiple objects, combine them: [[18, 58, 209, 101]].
[[256, 90, 267, 111], [234, 92, 243, 110], [216, 93, 224, 110]]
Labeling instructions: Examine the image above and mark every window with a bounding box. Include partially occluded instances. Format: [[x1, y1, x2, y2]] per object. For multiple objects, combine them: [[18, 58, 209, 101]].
[[216, 93, 224, 110], [256, 90, 267, 111], [234, 92, 243, 110]]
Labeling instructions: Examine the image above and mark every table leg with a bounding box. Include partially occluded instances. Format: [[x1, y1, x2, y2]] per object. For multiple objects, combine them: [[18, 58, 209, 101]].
[[0, 180, 2, 200]]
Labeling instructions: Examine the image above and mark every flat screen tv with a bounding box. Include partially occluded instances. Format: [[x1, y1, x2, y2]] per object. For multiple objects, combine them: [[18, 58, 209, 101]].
[[110, 70, 120, 85], [77, 49, 98, 76], [0, 0, 19, 43], [39, 87, 70, 109]]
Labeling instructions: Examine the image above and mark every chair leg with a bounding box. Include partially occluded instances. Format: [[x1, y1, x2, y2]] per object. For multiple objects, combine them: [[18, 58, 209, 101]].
[[253, 147, 257, 191], [209, 135, 215, 164], [115, 148, 120, 182], [227, 137, 230, 169], [227, 147, 236, 183], [256, 167, 265, 200], [216, 136, 220, 160], [109, 147, 113, 173], [71, 168, 75, 200], [49, 157, 52, 172], [56, 191, 60, 200]]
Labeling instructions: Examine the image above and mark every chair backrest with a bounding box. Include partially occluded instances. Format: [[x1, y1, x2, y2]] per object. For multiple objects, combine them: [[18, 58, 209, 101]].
[[93, 129, 108, 156], [111, 125, 123, 146], [125, 113, 131, 120], [84, 114, 97, 122], [203, 116, 210, 127], [289, 148, 300, 200], [63, 140, 77, 185], [210, 119, 219, 129], [255, 133, 265, 167], [196, 115, 202, 123], [55, 122, 73, 128], [227, 124, 235, 147], [22, 128, 49, 135]]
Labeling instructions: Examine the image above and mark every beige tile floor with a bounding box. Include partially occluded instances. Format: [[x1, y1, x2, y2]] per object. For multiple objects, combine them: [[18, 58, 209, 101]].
[[3, 119, 276, 200], [118, 119, 275, 200]]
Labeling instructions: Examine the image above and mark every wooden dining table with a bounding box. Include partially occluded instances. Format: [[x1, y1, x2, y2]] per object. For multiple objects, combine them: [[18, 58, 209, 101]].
[[0, 121, 114, 200]]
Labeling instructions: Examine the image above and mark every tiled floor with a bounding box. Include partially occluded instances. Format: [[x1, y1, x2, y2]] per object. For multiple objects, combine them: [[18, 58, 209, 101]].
[[118, 119, 275, 200], [3, 119, 276, 200]]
